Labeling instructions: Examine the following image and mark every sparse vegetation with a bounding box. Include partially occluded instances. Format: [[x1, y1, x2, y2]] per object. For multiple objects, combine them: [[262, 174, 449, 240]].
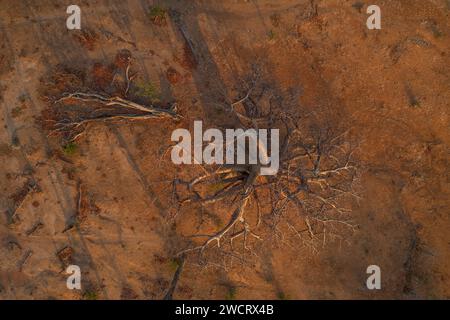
[[277, 291, 289, 300], [225, 286, 237, 300], [168, 258, 180, 272], [134, 81, 161, 102], [148, 6, 167, 26], [62, 142, 78, 156], [11, 106, 24, 118], [82, 290, 98, 300], [3, 0, 447, 302], [41, 55, 179, 143]]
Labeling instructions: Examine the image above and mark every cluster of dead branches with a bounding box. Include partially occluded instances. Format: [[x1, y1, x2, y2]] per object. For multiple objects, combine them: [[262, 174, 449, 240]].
[[42, 55, 180, 142], [41, 55, 360, 273], [47, 92, 179, 142], [171, 73, 360, 268]]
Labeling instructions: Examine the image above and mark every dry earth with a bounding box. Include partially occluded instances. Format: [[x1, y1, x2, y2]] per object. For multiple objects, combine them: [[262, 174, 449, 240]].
[[0, 0, 449, 299]]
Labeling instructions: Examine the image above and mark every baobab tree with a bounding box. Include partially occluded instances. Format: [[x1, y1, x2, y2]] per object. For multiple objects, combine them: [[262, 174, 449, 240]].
[[171, 72, 360, 270]]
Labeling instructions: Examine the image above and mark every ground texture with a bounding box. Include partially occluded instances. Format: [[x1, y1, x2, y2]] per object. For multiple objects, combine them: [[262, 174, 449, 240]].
[[0, 0, 449, 299]]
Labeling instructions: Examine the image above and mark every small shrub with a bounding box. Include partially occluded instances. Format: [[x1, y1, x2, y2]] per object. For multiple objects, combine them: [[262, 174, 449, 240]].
[[168, 258, 180, 272], [82, 290, 98, 300], [134, 82, 161, 102], [277, 291, 289, 300], [225, 286, 237, 300], [11, 106, 24, 118], [62, 142, 78, 156], [148, 6, 167, 25]]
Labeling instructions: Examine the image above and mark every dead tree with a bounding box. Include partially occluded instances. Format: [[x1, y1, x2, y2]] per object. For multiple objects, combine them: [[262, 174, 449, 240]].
[[42, 55, 180, 142], [47, 92, 179, 142], [172, 74, 360, 268]]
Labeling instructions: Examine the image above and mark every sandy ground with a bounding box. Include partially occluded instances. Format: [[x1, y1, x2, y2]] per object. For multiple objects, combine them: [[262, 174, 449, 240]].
[[0, 0, 449, 299]]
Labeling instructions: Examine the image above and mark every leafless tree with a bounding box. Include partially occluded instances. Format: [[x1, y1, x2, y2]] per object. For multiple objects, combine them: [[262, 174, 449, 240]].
[[47, 92, 179, 142], [171, 73, 360, 269], [42, 57, 180, 142]]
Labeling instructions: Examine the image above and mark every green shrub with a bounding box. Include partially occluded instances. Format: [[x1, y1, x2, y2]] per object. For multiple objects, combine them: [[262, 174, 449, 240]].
[[168, 258, 180, 272], [135, 82, 161, 102], [62, 142, 77, 156], [82, 290, 98, 300], [225, 286, 237, 300], [148, 6, 167, 25]]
